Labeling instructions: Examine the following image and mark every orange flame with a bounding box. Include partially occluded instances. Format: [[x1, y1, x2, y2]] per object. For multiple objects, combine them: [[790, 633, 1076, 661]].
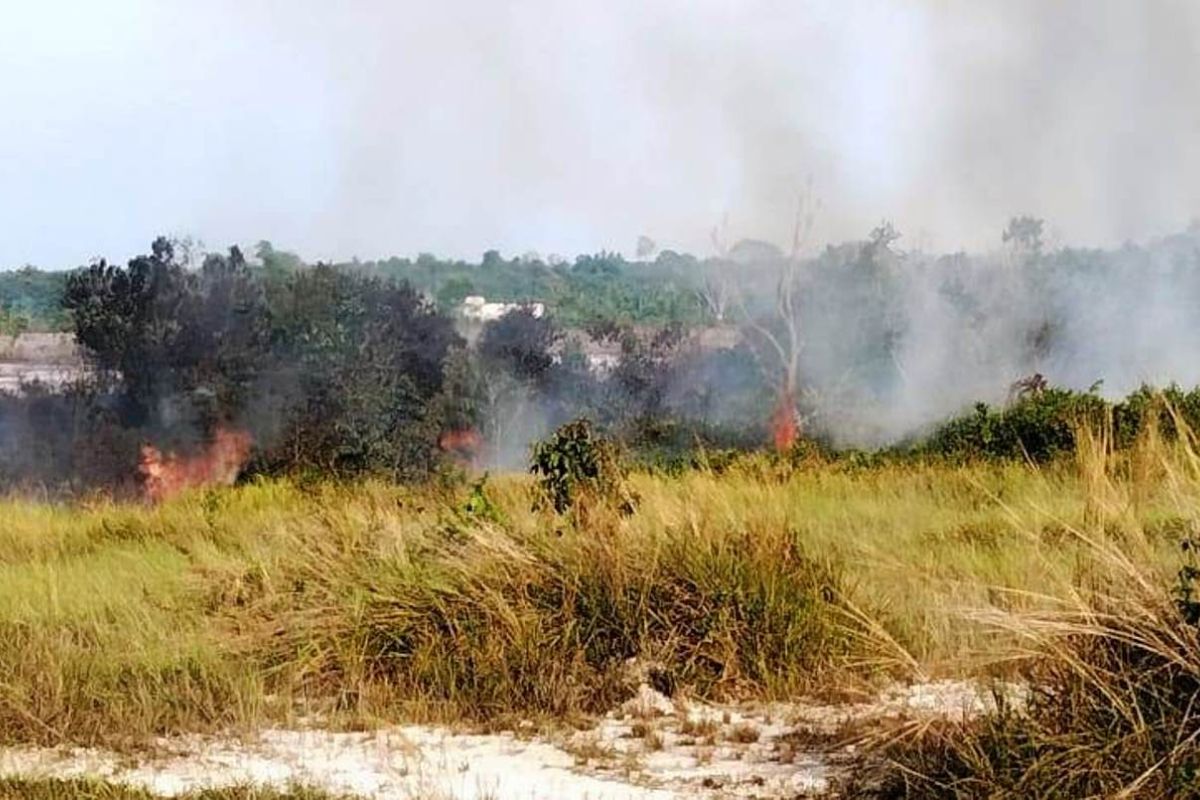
[[139, 426, 253, 502], [438, 428, 483, 466], [771, 392, 799, 452]]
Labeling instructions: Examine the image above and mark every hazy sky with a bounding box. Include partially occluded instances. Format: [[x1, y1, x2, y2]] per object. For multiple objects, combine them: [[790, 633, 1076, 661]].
[[3, 1, 1199, 268]]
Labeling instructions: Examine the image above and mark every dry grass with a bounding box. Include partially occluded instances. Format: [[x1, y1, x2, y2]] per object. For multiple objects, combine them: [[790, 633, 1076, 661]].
[[564, 733, 616, 766], [679, 715, 720, 738], [0, 471, 857, 747], [0, 427, 1193, 765], [726, 722, 761, 744], [852, 415, 1200, 797]]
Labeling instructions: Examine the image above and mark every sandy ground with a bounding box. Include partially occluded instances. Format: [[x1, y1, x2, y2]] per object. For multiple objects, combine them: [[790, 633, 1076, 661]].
[[0, 681, 1010, 799], [2, 727, 674, 800]]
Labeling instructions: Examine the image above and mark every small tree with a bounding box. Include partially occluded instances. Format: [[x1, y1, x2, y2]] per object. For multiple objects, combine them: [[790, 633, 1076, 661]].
[[63, 237, 269, 434], [0, 305, 28, 337], [530, 418, 632, 515]]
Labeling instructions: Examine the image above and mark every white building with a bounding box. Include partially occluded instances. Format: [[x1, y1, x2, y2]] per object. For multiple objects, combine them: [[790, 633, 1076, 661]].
[[459, 295, 545, 323]]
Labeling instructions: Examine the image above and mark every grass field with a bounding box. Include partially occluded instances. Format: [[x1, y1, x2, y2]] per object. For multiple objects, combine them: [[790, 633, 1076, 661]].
[[0, 434, 1186, 744], [2, 427, 1199, 795]]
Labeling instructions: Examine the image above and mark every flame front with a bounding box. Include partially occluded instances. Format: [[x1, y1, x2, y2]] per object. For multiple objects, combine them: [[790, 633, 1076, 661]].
[[139, 426, 253, 502], [771, 392, 798, 452], [438, 428, 483, 466]]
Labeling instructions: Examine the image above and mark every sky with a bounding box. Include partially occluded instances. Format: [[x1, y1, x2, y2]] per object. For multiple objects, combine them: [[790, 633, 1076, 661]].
[[2, 0, 1199, 268]]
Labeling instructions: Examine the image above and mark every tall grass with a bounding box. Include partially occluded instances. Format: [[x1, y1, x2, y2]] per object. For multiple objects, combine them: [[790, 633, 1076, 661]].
[[256, 483, 851, 722], [0, 443, 1187, 752], [858, 411, 1200, 798], [0, 475, 853, 746]]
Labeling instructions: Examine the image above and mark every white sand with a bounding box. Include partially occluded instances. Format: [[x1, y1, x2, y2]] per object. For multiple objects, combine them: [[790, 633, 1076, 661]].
[[0, 680, 1010, 799]]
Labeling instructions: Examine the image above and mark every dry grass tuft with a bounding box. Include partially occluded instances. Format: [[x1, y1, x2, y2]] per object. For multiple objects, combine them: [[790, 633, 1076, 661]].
[[856, 410, 1200, 797], [679, 715, 720, 738], [726, 722, 761, 744]]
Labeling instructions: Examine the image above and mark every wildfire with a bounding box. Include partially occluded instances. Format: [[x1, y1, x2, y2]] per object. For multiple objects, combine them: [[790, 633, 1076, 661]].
[[139, 426, 253, 502], [438, 428, 483, 465], [770, 392, 799, 451]]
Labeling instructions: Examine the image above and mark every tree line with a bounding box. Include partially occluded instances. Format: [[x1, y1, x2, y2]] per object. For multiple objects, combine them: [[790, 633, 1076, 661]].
[[0, 237, 772, 493], [6, 219, 1200, 492]]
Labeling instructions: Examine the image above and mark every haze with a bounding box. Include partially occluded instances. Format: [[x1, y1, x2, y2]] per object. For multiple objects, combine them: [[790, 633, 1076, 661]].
[[3, 0, 1199, 268]]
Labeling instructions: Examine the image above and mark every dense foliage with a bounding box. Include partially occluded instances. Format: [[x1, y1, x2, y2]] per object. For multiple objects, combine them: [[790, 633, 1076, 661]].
[[913, 384, 1200, 463], [5, 243, 710, 332], [6, 223, 1200, 491], [1, 239, 462, 490], [63, 239, 271, 433], [352, 248, 709, 326], [0, 238, 774, 492], [259, 263, 459, 479]]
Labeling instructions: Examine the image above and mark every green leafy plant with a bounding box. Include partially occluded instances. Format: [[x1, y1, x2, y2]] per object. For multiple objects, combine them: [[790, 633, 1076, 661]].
[[1177, 533, 1200, 625], [462, 472, 504, 523], [530, 418, 634, 515]]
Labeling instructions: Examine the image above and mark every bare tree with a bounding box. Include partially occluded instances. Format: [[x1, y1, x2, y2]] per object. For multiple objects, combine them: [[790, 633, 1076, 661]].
[[736, 187, 819, 403], [698, 274, 732, 322], [697, 215, 734, 322], [698, 219, 728, 321], [700, 188, 820, 450]]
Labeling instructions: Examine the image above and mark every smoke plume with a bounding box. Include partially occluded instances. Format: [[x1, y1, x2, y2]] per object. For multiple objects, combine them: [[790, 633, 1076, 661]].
[[3, 2, 1199, 266]]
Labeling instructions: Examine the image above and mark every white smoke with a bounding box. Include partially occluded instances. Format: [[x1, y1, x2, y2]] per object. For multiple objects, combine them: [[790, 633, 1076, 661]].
[[3, 2, 1200, 266]]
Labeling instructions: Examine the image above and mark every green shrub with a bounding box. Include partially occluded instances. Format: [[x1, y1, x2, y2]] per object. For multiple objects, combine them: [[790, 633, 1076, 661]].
[[530, 418, 633, 514], [1113, 384, 1200, 449], [918, 388, 1107, 462]]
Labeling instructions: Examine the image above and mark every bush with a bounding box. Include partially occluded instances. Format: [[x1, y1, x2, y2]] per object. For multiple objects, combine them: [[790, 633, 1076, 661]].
[[530, 418, 633, 515], [279, 494, 854, 717], [918, 388, 1108, 462]]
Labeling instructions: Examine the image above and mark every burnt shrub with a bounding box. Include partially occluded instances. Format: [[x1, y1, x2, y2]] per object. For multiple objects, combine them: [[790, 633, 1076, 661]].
[[0, 376, 144, 495]]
